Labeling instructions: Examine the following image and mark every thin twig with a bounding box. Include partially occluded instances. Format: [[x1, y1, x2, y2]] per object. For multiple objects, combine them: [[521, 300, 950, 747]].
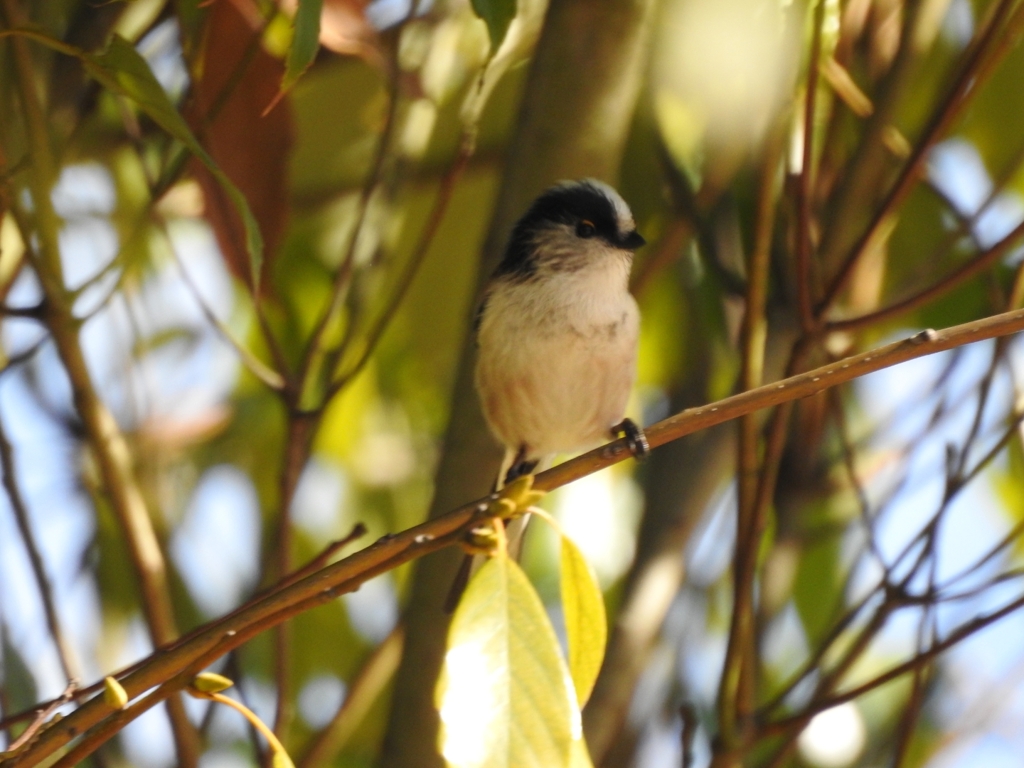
[[2, 681, 76, 754], [0, 303, 42, 319], [0, 518, 375, 735], [266, 9, 418, 741], [294, 41, 405, 397], [0, 7, 197, 762], [277, 523, 368, 591], [758, 405, 1024, 762], [326, 143, 474, 397], [0, 414, 80, 682], [680, 703, 698, 768], [953, 409, 1024, 492], [297, 626, 404, 768], [45, 677, 186, 768], [269, 411, 318, 741], [267, 129, 474, 739], [828, 216, 1024, 332], [758, 574, 886, 717], [819, 0, 1024, 315], [827, 386, 887, 568], [762, 588, 1024, 739], [165, 226, 286, 390], [720, 131, 783, 748], [937, 518, 1024, 595], [761, 599, 898, 768]]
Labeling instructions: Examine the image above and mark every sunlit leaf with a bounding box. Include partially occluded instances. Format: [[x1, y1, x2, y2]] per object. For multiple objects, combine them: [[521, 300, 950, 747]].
[[560, 534, 607, 707], [283, 0, 324, 91], [471, 0, 517, 52], [436, 556, 578, 768], [570, 736, 596, 768]]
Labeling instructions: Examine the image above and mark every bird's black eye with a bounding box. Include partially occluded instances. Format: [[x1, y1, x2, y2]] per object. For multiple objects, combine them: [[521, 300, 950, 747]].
[[576, 220, 596, 238]]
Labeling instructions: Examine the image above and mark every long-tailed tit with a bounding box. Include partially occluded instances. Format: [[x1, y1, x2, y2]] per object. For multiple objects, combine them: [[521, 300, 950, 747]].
[[475, 178, 648, 482], [447, 180, 648, 609]]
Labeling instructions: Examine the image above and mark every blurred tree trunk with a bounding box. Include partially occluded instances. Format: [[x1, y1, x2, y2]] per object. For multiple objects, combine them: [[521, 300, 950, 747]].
[[378, 0, 658, 764]]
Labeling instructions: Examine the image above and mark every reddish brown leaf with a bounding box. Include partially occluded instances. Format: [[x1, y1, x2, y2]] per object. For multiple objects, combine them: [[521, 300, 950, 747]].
[[189, 0, 295, 291]]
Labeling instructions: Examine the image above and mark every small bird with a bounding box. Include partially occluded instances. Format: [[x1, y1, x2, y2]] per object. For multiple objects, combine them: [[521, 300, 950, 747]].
[[447, 179, 647, 609], [475, 178, 648, 482]]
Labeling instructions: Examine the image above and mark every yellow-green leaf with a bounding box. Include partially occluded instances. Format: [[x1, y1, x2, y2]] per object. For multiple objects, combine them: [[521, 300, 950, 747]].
[[560, 535, 607, 707], [570, 737, 596, 768], [283, 0, 324, 91], [436, 557, 578, 768]]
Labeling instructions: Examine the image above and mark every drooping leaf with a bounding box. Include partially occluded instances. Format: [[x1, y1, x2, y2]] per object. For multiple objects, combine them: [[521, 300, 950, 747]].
[[436, 556, 577, 768], [471, 0, 517, 52], [559, 534, 607, 708], [283, 0, 324, 91], [80, 35, 265, 287], [570, 736, 596, 768]]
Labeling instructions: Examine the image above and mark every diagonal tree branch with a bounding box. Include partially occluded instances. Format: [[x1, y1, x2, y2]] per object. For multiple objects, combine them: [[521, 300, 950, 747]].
[[10, 304, 1024, 766]]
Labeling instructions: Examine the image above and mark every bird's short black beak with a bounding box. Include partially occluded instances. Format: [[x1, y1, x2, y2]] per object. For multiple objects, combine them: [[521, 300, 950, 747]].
[[620, 230, 646, 250]]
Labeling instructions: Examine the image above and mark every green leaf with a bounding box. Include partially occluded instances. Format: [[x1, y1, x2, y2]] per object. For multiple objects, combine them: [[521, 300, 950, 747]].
[[283, 0, 324, 91], [1, 627, 37, 714], [792, 530, 843, 646], [471, 0, 517, 52], [560, 535, 607, 707], [81, 36, 264, 287], [436, 557, 578, 768]]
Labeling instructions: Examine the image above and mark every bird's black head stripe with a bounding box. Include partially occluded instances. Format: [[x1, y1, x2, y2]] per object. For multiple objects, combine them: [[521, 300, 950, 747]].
[[495, 181, 624, 280]]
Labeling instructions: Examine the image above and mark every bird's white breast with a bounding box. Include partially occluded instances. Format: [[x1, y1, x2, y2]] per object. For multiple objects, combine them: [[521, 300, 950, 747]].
[[475, 253, 639, 459]]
